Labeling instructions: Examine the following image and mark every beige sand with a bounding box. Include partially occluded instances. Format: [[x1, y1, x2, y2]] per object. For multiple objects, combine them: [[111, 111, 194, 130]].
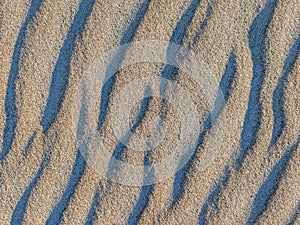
[[0, 0, 299, 224]]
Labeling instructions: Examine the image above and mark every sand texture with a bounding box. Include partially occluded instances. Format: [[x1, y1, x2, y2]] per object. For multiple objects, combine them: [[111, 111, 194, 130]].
[[0, 0, 299, 224]]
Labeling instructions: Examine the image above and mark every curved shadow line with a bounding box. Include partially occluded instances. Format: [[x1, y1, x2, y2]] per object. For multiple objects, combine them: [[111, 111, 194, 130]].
[[84, 188, 100, 225], [97, 0, 150, 130], [235, 0, 279, 170], [89, 86, 153, 223], [125, 87, 154, 225], [10, 1, 95, 223], [160, 0, 201, 82], [106, 86, 152, 181], [83, 2, 150, 222], [1, 0, 44, 160], [192, 0, 214, 44], [287, 202, 300, 225], [103, 0, 151, 193], [172, 50, 236, 206], [158, 0, 215, 205], [158, 0, 202, 131], [156, 0, 204, 206], [198, 166, 230, 225], [46, 150, 86, 224], [270, 34, 300, 146], [11, 153, 50, 225], [117, 0, 215, 209], [40, 0, 96, 134], [23, 129, 37, 156], [109, 86, 152, 161], [126, 147, 154, 225], [46, 68, 90, 224], [100, 88, 152, 220], [247, 139, 299, 224]]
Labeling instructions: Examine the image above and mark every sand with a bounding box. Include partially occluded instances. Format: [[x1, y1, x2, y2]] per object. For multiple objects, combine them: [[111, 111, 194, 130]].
[[0, 0, 299, 224]]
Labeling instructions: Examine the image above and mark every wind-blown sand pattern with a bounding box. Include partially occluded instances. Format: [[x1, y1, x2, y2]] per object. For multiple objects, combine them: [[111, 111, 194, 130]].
[[0, 0, 299, 224]]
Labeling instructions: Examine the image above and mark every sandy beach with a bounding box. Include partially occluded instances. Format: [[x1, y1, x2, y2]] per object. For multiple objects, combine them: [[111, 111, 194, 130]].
[[0, 0, 299, 224]]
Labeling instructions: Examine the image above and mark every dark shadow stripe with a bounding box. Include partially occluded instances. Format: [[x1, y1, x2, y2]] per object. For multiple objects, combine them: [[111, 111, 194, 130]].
[[102, 1, 151, 176], [235, 0, 278, 170], [126, 185, 153, 225], [110, 86, 152, 161], [107, 86, 152, 180], [172, 50, 236, 205], [46, 69, 91, 223], [86, 3, 150, 221], [127, 150, 154, 225], [287, 203, 300, 225], [40, 0, 96, 134], [11, 154, 50, 225], [126, 87, 154, 224], [170, 0, 201, 46], [23, 129, 37, 156], [159, 1, 207, 204], [46, 150, 86, 224], [270, 34, 300, 146], [97, 0, 150, 130], [193, 0, 214, 44], [198, 166, 230, 225], [98, 87, 154, 224], [1, 0, 44, 160], [84, 188, 100, 225], [160, 1, 204, 205], [120, 1, 150, 46], [130, 86, 152, 133], [219, 49, 236, 102], [247, 139, 299, 224], [161, 0, 201, 81]]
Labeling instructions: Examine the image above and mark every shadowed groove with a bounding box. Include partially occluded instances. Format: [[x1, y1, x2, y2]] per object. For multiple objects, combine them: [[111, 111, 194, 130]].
[[106, 87, 152, 182], [235, 0, 279, 170], [172, 50, 236, 205], [104, 89, 151, 205], [104, 22, 152, 180], [11, 153, 50, 225], [159, 0, 205, 204], [127, 184, 153, 225], [169, 0, 201, 46], [247, 139, 300, 224], [91, 87, 153, 223], [40, 0, 96, 134], [161, 0, 201, 82], [158, 0, 201, 137], [46, 150, 86, 224], [159, 0, 202, 128], [84, 188, 100, 225], [126, 148, 154, 225], [97, 0, 150, 130], [126, 87, 154, 225], [192, 0, 214, 44], [46, 78, 90, 223], [198, 166, 231, 225], [86, 1, 150, 218], [23, 129, 37, 155], [10, 1, 95, 222], [270, 34, 300, 146], [287, 203, 300, 225], [1, 0, 44, 160], [110, 86, 152, 161], [96, 87, 152, 224], [158, 0, 218, 205]]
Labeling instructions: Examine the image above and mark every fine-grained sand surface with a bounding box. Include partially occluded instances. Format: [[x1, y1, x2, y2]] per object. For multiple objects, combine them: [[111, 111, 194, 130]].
[[0, 0, 299, 224]]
